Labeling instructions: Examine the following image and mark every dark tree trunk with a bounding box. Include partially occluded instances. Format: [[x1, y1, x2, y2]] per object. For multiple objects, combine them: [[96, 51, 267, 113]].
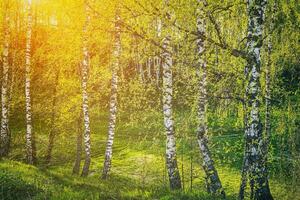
[[73, 115, 83, 175], [45, 72, 59, 165]]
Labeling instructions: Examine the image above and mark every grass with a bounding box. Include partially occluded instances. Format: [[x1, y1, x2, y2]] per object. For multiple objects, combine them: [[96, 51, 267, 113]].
[[1, 110, 299, 199], [0, 146, 299, 199], [0, 159, 231, 200]]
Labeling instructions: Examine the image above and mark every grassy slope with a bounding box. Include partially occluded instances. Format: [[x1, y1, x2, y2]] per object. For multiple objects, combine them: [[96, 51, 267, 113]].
[[1, 111, 299, 199], [0, 149, 299, 200]]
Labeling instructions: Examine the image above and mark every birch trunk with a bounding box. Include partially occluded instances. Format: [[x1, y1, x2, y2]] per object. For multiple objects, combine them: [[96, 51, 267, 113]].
[[45, 72, 59, 165], [0, 1, 10, 157], [102, 4, 121, 179], [196, 0, 225, 197], [25, 0, 36, 164], [81, 3, 92, 177], [8, 48, 16, 119], [241, 0, 273, 199], [162, 0, 181, 190]]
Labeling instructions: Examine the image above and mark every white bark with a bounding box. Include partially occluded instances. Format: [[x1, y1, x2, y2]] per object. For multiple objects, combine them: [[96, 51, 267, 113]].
[[25, 0, 36, 164], [240, 0, 273, 199], [102, 4, 121, 179], [195, 0, 225, 197], [0, 1, 10, 157], [81, 3, 92, 177], [162, 0, 181, 190]]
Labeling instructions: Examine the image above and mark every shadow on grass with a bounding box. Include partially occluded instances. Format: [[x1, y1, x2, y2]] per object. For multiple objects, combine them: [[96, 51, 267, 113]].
[[0, 170, 43, 200]]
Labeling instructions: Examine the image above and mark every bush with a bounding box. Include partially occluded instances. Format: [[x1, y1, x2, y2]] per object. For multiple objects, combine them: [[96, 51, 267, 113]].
[[0, 171, 42, 200]]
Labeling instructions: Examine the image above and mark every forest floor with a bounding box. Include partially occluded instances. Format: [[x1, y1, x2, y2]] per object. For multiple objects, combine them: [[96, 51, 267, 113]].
[[0, 147, 298, 200], [0, 111, 299, 199], [1, 156, 299, 200]]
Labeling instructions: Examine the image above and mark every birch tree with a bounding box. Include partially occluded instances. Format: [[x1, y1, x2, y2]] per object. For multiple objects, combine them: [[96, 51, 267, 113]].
[[161, 0, 181, 190], [0, 0, 10, 157], [102, 2, 121, 179], [240, 0, 273, 199], [195, 0, 225, 197], [81, 1, 92, 177], [25, 0, 36, 164]]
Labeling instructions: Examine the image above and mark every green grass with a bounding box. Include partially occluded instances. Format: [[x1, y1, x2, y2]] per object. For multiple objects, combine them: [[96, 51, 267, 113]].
[[0, 159, 229, 200], [1, 110, 299, 199], [0, 148, 299, 200]]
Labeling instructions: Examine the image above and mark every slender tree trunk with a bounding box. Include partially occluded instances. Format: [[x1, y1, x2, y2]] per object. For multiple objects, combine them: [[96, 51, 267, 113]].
[[45, 72, 59, 165], [0, 0, 10, 157], [147, 57, 152, 81], [240, 0, 273, 199], [139, 63, 144, 83], [154, 55, 161, 86], [102, 3, 121, 180], [25, 0, 36, 165], [7, 64, 14, 148], [134, 31, 144, 83], [239, 83, 249, 200], [155, 18, 162, 86], [161, 0, 181, 190], [81, 2, 92, 177], [136, 41, 144, 83], [195, 0, 225, 197], [264, 39, 271, 170], [73, 114, 83, 175], [265, 0, 276, 163], [133, 34, 139, 76], [262, 2, 275, 196]]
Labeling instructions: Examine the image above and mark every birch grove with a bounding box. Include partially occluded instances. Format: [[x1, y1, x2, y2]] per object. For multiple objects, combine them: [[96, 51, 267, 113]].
[[0, 0, 298, 199]]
